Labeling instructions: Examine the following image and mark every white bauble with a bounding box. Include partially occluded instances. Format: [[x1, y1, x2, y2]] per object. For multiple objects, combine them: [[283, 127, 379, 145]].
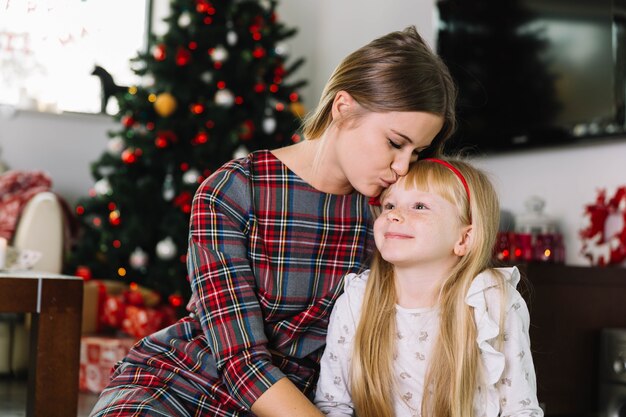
[[156, 237, 177, 260], [142, 74, 155, 87], [262, 117, 276, 134], [275, 42, 289, 56], [226, 31, 238, 46], [182, 169, 200, 185], [211, 45, 228, 62], [162, 174, 175, 201], [129, 247, 149, 269], [215, 89, 235, 107], [178, 11, 192, 28], [200, 71, 213, 84], [233, 145, 249, 159], [107, 137, 125, 155], [94, 178, 111, 196]]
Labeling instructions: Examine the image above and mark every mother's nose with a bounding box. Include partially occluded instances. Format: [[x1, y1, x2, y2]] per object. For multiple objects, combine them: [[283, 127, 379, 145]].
[[391, 153, 412, 177]]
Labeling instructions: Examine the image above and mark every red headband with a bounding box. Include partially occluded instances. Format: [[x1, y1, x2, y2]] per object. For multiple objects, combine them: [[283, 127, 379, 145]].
[[422, 158, 471, 205]]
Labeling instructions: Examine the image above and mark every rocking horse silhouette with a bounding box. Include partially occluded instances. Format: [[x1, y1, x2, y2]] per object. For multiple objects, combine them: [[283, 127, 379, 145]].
[[91, 65, 128, 113]]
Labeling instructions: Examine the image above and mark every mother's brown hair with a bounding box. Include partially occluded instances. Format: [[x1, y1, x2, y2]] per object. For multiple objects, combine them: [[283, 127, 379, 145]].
[[302, 26, 457, 157]]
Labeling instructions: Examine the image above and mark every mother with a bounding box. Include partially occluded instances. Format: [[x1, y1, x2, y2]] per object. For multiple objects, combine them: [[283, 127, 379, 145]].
[[91, 26, 456, 417]]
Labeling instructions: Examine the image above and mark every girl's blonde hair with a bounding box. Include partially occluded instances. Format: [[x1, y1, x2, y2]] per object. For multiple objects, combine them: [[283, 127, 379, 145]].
[[302, 26, 457, 158], [350, 158, 503, 417]]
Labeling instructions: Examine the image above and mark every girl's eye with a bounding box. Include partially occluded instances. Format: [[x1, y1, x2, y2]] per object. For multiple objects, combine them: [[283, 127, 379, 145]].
[[388, 139, 402, 149], [413, 203, 427, 210], [383, 202, 395, 210]]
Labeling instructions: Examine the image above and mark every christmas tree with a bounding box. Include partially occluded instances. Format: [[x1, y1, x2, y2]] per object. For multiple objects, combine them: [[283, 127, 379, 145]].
[[66, 0, 307, 309]]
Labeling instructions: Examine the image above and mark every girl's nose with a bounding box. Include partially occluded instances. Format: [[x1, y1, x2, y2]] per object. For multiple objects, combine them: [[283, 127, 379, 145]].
[[387, 209, 403, 222]]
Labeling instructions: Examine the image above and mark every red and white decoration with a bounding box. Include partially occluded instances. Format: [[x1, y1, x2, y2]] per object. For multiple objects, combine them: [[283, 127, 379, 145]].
[[79, 336, 137, 394], [579, 186, 626, 266]]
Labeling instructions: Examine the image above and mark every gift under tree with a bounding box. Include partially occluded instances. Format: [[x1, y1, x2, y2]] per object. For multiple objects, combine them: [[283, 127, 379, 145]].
[[66, 0, 307, 313]]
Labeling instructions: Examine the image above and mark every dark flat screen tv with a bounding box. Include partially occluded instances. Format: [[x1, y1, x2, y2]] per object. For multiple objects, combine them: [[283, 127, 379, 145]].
[[436, 0, 626, 154]]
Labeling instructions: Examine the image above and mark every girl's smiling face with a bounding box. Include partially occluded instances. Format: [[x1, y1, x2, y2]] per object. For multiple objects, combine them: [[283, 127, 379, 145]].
[[373, 177, 469, 270]]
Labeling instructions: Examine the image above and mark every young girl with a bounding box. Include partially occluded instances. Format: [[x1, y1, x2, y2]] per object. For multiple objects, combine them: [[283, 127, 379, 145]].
[[315, 158, 542, 417]]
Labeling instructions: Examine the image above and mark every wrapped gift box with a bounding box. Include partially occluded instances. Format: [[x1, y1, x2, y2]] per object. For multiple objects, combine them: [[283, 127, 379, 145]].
[[82, 279, 162, 335], [79, 335, 137, 394]]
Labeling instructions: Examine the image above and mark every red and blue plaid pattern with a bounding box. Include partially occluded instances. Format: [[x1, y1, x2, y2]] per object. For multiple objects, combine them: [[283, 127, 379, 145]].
[[90, 151, 373, 416]]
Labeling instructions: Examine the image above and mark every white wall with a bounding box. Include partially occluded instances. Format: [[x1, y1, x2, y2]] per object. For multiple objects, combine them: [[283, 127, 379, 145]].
[[1, 0, 625, 266]]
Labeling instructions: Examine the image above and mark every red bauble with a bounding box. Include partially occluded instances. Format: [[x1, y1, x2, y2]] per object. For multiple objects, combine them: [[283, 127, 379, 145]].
[[154, 44, 166, 61], [174, 192, 193, 213], [121, 148, 138, 164], [168, 294, 184, 308], [176, 47, 192, 66], [252, 46, 266, 58], [121, 115, 135, 128], [191, 131, 209, 145], [155, 130, 178, 149], [190, 103, 205, 114], [75, 265, 92, 281]]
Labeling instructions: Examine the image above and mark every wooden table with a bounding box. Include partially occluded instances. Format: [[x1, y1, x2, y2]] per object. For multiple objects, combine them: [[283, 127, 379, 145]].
[[0, 271, 83, 417]]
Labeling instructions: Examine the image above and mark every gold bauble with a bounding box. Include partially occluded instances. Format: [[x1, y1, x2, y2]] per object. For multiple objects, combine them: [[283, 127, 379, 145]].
[[290, 101, 306, 119], [154, 92, 178, 117]]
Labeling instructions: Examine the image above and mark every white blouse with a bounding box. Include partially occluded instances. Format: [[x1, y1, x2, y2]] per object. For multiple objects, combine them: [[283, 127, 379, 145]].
[[314, 267, 543, 417]]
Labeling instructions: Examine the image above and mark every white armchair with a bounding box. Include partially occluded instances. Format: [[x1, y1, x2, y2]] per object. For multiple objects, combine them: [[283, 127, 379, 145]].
[[0, 191, 65, 375], [12, 191, 64, 274]]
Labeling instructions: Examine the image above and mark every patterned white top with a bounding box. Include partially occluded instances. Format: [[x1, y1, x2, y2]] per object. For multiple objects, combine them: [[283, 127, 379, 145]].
[[314, 267, 543, 417]]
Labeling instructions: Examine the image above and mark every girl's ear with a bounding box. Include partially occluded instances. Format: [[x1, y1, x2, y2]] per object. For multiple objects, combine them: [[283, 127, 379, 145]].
[[331, 90, 356, 122], [454, 225, 473, 257]]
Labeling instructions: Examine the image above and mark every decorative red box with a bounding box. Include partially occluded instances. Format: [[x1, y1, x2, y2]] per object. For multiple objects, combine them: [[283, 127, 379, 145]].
[[78, 336, 137, 394]]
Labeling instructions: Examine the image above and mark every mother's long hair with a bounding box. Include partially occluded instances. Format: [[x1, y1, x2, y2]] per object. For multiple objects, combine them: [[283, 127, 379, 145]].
[[350, 159, 503, 417]]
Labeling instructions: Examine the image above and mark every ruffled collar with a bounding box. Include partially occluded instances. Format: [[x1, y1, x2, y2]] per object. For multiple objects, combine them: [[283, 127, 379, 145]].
[[465, 266, 520, 415]]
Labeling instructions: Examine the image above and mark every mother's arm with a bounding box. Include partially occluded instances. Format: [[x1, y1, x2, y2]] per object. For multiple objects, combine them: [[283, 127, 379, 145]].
[[188, 161, 320, 413]]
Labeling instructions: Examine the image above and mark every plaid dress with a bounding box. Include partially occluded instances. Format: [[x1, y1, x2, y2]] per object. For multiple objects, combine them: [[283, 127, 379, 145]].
[[90, 150, 374, 416]]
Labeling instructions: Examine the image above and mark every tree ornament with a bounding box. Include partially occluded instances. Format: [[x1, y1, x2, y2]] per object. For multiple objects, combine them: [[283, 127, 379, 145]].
[[173, 191, 193, 213], [109, 209, 121, 226], [168, 294, 184, 308], [200, 71, 213, 84], [129, 247, 149, 269], [154, 92, 178, 117], [121, 148, 138, 164], [176, 46, 192, 66], [579, 186, 626, 266], [290, 101, 306, 119], [183, 169, 201, 185], [227, 31, 238, 46], [74, 265, 92, 281], [156, 237, 177, 260], [210, 45, 228, 62], [178, 11, 192, 27], [262, 117, 276, 134], [107, 137, 125, 155], [142, 74, 156, 87], [191, 131, 209, 145], [153, 43, 167, 61], [214, 89, 235, 107], [94, 178, 112, 196], [162, 173, 175, 201], [233, 145, 249, 159], [239, 120, 255, 140], [121, 115, 135, 128], [275, 42, 289, 56], [252, 46, 266, 59]]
